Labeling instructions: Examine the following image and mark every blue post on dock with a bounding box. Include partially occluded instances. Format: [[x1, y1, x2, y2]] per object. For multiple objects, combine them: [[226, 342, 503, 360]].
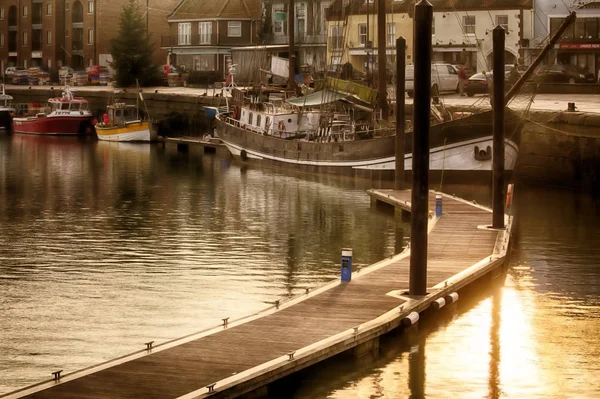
[[341, 248, 353, 282], [435, 194, 442, 217]]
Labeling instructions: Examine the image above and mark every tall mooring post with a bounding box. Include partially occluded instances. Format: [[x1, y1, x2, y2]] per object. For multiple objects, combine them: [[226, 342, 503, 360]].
[[409, 0, 432, 296], [287, 0, 296, 90], [377, 0, 389, 119], [395, 36, 406, 189], [492, 25, 505, 229]]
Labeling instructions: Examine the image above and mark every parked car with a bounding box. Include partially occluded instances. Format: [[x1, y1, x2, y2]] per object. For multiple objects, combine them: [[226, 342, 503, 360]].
[[464, 72, 493, 97], [86, 65, 109, 81], [4, 66, 26, 78], [534, 64, 595, 84], [464, 70, 517, 97], [406, 63, 459, 97]]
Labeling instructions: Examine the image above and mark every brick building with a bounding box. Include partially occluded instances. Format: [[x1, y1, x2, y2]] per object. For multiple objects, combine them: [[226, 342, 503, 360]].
[[162, 0, 261, 77], [0, 0, 179, 75]]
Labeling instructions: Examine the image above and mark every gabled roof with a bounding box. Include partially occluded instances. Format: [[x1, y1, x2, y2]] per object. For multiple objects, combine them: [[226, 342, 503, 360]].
[[168, 0, 261, 21]]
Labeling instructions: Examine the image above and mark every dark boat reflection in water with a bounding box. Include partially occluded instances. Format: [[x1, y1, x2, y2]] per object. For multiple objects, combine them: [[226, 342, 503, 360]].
[[0, 135, 598, 398]]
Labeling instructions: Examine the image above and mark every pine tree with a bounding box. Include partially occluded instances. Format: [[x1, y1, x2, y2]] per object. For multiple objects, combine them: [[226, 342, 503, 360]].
[[110, 0, 160, 87]]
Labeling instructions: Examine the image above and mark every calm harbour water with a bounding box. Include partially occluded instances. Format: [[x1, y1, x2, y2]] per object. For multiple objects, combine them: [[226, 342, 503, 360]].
[[0, 134, 598, 398]]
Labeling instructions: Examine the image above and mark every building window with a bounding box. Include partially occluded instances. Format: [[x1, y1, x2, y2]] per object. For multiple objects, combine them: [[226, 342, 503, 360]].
[[22, 5, 28, 17], [0, 33, 4, 47], [228, 21, 242, 37], [88, 1, 94, 13], [463, 15, 475, 34], [296, 3, 306, 36], [47, 30, 52, 45], [48, 58, 52, 69], [66, 1, 69, 10], [387, 23, 395, 47], [89, 58, 93, 67], [199, 22, 212, 44], [273, 5, 286, 35], [178, 22, 191, 45], [0, 8, 4, 20], [432, 16, 435, 35], [47, 3, 52, 15], [22, 31, 27, 45], [496, 15, 508, 31], [330, 25, 343, 50], [358, 23, 367, 46], [88, 29, 94, 44]]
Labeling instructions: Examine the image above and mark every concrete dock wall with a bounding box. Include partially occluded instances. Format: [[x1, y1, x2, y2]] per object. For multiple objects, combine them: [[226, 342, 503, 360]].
[[8, 87, 224, 136]]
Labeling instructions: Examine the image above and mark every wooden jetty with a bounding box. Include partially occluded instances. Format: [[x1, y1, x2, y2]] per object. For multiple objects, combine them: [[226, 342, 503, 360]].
[[2, 190, 512, 399], [165, 136, 225, 153]]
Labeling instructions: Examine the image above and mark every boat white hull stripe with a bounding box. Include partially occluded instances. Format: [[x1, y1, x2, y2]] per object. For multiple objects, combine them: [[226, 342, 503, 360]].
[[96, 129, 152, 142], [222, 136, 519, 171]]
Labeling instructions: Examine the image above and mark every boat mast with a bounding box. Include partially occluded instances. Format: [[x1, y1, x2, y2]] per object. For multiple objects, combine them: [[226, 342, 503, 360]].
[[377, 0, 388, 119], [288, 0, 296, 90]]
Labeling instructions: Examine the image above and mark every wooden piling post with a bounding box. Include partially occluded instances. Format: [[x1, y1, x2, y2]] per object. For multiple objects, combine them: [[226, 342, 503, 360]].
[[492, 25, 505, 229], [377, 0, 389, 119], [409, 0, 432, 296], [395, 36, 406, 189]]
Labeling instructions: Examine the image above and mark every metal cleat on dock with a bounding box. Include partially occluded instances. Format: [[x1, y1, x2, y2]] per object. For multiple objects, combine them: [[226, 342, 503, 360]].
[[51, 370, 63, 381], [222, 317, 229, 327], [206, 383, 216, 393], [353, 326, 359, 335], [145, 341, 154, 350], [287, 351, 295, 361], [305, 288, 310, 294]]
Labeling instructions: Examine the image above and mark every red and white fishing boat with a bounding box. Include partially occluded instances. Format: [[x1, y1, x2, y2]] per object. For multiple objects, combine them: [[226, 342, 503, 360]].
[[12, 86, 95, 135]]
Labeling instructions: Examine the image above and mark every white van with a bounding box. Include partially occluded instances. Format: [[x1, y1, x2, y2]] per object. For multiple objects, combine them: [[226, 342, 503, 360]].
[[405, 63, 460, 98]]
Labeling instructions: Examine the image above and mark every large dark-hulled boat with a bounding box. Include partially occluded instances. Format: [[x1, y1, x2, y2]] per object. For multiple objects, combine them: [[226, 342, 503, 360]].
[[216, 85, 522, 180]]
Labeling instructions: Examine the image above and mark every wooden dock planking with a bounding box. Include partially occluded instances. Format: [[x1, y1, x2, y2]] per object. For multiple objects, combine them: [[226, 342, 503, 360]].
[[7, 189, 509, 399]]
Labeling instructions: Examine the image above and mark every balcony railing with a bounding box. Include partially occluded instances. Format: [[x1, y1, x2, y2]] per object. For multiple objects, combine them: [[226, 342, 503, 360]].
[[161, 35, 215, 47]]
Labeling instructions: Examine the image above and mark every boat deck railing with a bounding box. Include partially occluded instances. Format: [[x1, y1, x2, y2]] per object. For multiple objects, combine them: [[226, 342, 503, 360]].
[[220, 115, 395, 142]]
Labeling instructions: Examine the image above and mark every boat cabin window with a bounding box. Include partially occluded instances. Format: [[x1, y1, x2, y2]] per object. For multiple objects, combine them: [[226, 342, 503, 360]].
[[61, 103, 70, 110], [256, 114, 261, 127], [265, 117, 271, 131], [79, 102, 87, 110], [248, 112, 253, 125]]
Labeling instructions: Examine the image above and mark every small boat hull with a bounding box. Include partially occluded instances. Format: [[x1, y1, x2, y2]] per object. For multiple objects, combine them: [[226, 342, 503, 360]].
[[13, 115, 94, 135], [95, 121, 155, 142]]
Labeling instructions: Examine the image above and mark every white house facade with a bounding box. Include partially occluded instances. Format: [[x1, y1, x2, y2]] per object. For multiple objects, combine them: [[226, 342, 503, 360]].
[[431, 6, 534, 73]]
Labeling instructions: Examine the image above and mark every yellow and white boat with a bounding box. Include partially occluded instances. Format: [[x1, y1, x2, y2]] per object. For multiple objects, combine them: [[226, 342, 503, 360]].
[[95, 103, 157, 142]]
